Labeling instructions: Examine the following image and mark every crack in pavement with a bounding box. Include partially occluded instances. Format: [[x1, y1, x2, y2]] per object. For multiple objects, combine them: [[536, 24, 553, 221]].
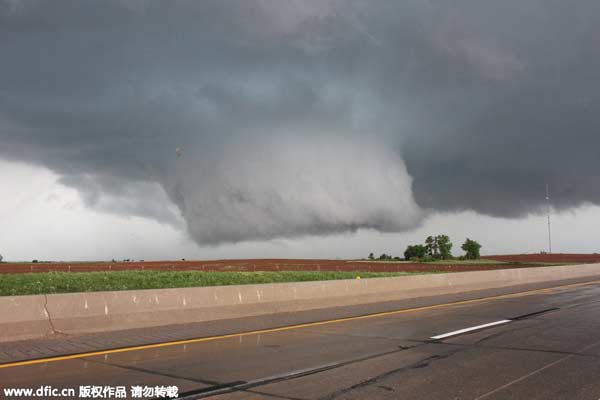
[[189, 307, 600, 399], [318, 348, 464, 400], [473, 338, 600, 400], [442, 341, 600, 359], [188, 344, 422, 399], [226, 389, 308, 400], [82, 357, 223, 387], [316, 341, 600, 399]]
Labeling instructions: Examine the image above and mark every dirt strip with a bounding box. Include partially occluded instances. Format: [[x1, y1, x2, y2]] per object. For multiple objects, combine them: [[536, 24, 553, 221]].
[[2, 254, 598, 274], [486, 253, 600, 263]]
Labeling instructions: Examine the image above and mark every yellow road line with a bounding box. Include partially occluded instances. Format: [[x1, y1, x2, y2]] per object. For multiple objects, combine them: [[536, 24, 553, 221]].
[[1, 278, 599, 370]]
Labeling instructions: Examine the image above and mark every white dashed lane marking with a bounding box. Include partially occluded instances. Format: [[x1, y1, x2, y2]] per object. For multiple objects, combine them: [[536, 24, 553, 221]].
[[430, 319, 513, 340]]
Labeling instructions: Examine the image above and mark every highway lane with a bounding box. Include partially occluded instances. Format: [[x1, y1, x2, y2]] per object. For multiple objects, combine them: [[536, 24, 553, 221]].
[[2, 281, 600, 399]]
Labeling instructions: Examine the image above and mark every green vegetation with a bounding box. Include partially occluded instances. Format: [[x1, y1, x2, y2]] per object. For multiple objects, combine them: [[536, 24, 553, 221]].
[[0, 270, 431, 297], [461, 238, 482, 260], [405, 235, 487, 262], [365, 253, 402, 261], [425, 235, 453, 260], [404, 244, 426, 260], [404, 234, 455, 261]]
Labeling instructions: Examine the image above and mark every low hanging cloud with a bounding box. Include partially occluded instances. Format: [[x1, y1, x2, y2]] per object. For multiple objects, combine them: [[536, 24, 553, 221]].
[[171, 137, 422, 244], [2, 0, 600, 245]]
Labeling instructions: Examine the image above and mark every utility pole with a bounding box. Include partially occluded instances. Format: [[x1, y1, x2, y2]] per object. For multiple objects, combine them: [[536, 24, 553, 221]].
[[546, 184, 552, 254]]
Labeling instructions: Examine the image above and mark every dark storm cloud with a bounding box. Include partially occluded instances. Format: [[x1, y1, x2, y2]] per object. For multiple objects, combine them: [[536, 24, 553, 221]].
[[2, 0, 600, 244]]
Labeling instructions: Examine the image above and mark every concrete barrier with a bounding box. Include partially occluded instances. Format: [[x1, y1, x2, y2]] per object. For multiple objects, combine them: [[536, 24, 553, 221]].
[[1, 263, 600, 342], [0, 295, 53, 340]]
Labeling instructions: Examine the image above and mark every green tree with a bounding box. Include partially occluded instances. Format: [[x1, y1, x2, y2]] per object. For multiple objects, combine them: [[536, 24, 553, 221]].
[[461, 238, 482, 260], [404, 244, 426, 260], [368, 252, 375, 260], [425, 236, 439, 258], [437, 234, 453, 260], [424, 235, 453, 260]]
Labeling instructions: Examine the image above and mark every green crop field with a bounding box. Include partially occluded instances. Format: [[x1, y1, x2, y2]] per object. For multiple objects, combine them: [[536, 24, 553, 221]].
[[0, 270, 438, 296]]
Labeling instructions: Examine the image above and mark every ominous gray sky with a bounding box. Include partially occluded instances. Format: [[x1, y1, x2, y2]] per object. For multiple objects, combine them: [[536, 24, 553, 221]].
[[1, 0, 600, 259]]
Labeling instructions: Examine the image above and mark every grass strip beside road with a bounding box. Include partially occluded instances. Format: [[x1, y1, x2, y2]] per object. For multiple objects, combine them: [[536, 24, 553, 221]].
[[0, 270, 435, 297]]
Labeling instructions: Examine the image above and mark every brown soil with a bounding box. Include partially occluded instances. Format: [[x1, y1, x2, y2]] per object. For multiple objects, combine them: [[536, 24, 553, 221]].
[[486, 253, 600, 264], [1, 254, 595, 275]]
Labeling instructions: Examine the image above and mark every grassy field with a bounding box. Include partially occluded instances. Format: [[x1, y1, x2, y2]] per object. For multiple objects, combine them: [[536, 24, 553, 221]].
[[0, 270, 433, 297]]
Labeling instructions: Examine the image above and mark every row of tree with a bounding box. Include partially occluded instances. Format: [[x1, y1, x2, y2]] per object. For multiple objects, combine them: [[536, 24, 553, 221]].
[[404, 235, 481, 261], [368, 235, 482, 262], [368, 253, 402, 261]]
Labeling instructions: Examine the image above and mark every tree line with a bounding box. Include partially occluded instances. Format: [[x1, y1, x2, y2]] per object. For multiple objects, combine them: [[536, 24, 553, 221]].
[[368, 235, 481, 262]]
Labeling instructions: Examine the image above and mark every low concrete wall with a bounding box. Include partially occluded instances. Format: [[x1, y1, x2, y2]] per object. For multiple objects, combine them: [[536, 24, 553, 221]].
[[0, 295, 52, 341], [2, 263, 600, 342]]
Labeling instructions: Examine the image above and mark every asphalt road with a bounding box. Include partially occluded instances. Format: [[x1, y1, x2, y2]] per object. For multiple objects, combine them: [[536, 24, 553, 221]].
[[3, 280, 600, 400]]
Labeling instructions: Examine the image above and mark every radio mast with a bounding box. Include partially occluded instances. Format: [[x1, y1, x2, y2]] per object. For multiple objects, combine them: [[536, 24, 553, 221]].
[[546, 184, 552, 253]]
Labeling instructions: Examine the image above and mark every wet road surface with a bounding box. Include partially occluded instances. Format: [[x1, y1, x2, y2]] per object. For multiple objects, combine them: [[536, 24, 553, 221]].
[[2, 280, 600, 399]]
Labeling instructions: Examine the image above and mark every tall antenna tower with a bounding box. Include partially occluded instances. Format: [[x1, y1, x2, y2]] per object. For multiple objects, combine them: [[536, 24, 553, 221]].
[[546, 184, 552, 253]]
